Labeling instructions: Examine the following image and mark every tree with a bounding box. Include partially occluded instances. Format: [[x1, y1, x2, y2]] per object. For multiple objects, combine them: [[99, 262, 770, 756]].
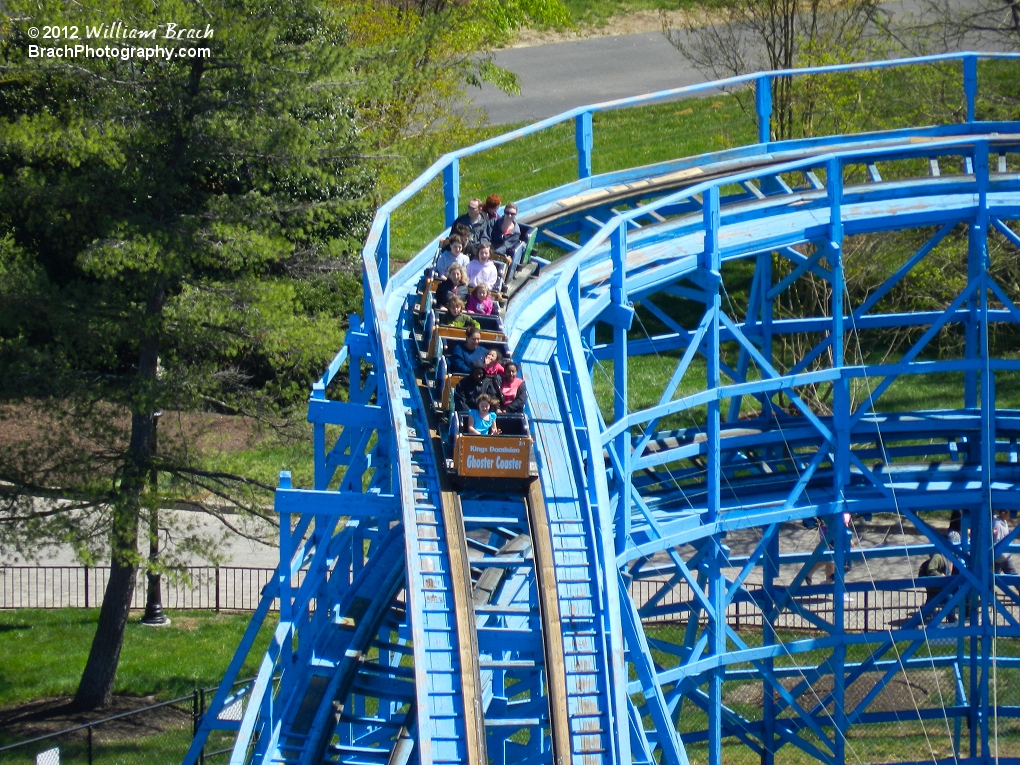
[[0, 0, 379, 710], [911, 0, 1020, 51], [0, 0, 571, 712], [661, 0, 882, 139]]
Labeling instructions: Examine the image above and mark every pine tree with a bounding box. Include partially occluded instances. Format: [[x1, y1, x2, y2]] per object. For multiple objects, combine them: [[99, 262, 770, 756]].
[[0, 0, 375, 710]]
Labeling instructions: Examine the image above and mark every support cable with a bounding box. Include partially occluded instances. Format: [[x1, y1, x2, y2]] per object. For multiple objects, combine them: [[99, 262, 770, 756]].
[[844, 277, 962, 765]]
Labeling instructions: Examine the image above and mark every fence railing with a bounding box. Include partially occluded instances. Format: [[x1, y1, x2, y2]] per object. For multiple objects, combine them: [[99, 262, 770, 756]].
[[0, 567, 291, 612], [6, 565, 997, 632], [630, 577, 1020, 632], [364, 51, 1020, 278]]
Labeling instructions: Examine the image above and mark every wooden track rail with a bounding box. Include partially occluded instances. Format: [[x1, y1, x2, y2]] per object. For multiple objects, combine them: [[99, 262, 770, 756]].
[[526, 479, 572, 765], [441, 490, 488, 765]]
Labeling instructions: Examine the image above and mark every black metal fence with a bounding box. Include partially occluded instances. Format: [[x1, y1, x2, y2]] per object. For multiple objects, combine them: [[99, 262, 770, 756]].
[[0, 683, 249, 765], [629, 578, 933, 632], [0, 567, 284, 612], [4, 565, 971, 632], [629, 578, 1020, 631]]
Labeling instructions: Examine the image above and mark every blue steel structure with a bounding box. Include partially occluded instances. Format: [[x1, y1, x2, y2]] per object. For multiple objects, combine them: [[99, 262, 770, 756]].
[[186, 53, 1020, 765]]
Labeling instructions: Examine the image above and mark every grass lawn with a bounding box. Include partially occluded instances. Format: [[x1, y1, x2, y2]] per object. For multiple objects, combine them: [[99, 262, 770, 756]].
[[0, 609, 275, 710], [390, 91, 757, 265], [201, 428, 314, 491]]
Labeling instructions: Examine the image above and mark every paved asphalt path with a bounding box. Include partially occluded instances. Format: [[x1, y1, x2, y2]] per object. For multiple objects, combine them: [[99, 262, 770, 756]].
[[469, 0, 987, 124], [471, 30, 698, 125]]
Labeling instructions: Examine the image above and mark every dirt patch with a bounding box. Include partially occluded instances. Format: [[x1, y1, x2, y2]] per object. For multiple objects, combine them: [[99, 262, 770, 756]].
[[0, 402, 264, 456], [0, 695, 193, 744]]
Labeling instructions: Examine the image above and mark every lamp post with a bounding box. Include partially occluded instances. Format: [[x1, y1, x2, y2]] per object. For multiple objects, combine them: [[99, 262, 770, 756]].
[[141, 410, 169, 626]]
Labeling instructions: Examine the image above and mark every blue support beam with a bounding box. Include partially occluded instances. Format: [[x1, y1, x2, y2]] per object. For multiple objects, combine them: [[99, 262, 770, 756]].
[[577, 110, 593, 180]]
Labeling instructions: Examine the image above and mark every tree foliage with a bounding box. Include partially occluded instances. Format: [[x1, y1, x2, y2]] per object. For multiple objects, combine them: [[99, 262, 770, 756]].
[[0, 0, 394, 709]]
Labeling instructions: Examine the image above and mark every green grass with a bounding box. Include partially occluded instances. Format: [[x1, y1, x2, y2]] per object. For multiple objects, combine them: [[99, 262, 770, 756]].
[[202, 433, 314, 490], [0, 609, 276, 709], [390, 91, 755, 265], [0, 728, 201, 765]]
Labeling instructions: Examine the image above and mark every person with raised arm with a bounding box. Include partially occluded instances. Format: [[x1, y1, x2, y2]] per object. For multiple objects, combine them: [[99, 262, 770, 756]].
[[482, 348, 504, 377]]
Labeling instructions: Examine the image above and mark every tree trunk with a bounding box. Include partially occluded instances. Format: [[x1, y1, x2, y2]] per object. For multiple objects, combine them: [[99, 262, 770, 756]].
[[71, 509, 139, 710], [72, 283, 164, 711]]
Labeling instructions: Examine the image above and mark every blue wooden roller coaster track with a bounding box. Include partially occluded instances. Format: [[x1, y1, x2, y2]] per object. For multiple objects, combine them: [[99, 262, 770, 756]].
[[186, 52, 1020, 765]]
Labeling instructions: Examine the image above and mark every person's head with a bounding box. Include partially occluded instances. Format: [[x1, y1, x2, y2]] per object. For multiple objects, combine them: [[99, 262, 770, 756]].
[[467, 198, 482, 220], [1001, 510, 1010, 521], [477, 242, 491, 263], [484, 194, 501, 214], [447, 234, 464, 256], [448, 263, 466, 284], [484, 348, 499, 367], [465, 328, 482, 350], [469, 359, 486, 380], [473, 283, 489, 301], [475, 395, 498, 415], [453, 222, 471, 239], [503, 361, 518, 381], [447, 296, 464, 316], [504, 202, 518, 219]]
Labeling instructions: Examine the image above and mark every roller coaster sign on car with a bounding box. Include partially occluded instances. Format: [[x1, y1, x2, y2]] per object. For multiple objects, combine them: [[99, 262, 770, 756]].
[[456, 437, 532, 478]]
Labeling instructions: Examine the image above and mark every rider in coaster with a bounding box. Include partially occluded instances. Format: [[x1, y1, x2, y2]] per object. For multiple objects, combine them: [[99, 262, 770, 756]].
[[499, 360, 527, 414], [466, 283, 495, 315], [482, 348, 504, 377], [467, 241, 498, 290], [448, 327, 489, 375], [454, 360, 499, 412], [489, 201, 521, 257], [482, 194, 502, 222], [453, 198, 492, 256], [436, 263, 470, 307], [441, 296, 478, 329], [466, 394, 501, 436], [435, 234, 469, 278]]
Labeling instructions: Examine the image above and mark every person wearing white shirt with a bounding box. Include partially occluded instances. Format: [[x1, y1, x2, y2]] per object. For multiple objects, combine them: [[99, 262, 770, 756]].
[[467, 242, 498, 290]]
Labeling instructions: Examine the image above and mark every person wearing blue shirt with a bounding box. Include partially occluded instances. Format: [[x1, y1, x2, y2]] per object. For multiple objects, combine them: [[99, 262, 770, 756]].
[[467, 395, 500, 436], [448, 327, 488, 375]]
